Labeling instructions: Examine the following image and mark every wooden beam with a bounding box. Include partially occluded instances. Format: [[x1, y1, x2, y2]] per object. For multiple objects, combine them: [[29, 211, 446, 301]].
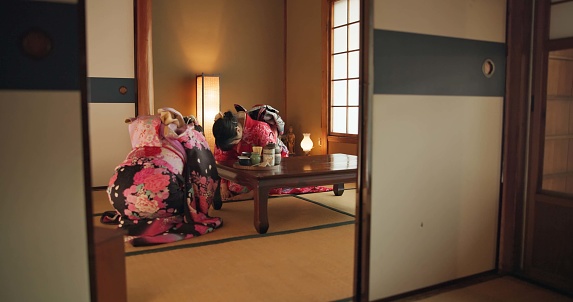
[[355, 0, 371, 300]]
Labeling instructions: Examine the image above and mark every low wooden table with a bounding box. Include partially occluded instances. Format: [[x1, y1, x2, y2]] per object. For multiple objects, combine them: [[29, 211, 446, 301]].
[[214, 153, 357, 234]]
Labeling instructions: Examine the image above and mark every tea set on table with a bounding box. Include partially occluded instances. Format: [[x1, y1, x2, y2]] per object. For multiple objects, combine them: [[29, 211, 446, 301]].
[[237, 143, 281, 167]]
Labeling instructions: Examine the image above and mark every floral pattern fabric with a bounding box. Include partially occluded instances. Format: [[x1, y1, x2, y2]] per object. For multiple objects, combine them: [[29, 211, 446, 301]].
[[214, 113, 331, 196], [106, 115, 222, 246]]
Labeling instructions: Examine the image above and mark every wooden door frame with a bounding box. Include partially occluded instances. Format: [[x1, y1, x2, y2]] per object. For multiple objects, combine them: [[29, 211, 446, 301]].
[[497, 0, 535, 274], [134, 0, 372, 300], [499, 0, 573, 283], [523, 0, 573, 293], [355, 0, 371, 300], [523, 0, 550, 279]]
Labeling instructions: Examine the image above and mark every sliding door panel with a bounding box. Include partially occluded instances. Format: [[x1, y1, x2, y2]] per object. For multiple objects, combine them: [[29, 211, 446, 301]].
[[524, 0, 573, 294]]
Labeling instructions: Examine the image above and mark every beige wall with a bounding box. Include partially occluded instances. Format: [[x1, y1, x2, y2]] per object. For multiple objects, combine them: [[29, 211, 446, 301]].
[[86, 0, 134, 78], [285, 0, 325, 155], [374, 0, 506, 43], [86, 0, 134, 187], [152, 0, 342, 156], [152, 0, 285, 118]]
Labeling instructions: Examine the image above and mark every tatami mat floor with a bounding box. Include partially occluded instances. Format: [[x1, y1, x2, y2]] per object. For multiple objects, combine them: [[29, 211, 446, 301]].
[[93, 185, 571, 301], [93, 184, 357, 301]]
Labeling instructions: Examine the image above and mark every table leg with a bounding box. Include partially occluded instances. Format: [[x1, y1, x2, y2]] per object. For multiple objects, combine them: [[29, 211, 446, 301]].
[[333, 183, 345, 196], [254, 187, 270, 234]]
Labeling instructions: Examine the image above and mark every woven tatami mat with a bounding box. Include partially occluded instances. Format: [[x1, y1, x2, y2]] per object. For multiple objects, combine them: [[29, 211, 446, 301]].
[[92, 190, 354, 254], [125, 224, 354, 302]]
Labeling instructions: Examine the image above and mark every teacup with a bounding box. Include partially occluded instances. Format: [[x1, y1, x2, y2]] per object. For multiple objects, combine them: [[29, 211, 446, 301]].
[[238, 156, 251, 166], [250, 153, 261, 165]]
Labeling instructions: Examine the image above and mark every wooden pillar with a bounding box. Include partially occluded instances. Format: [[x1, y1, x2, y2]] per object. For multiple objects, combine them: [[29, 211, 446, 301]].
[[135, 0, 153, 116]]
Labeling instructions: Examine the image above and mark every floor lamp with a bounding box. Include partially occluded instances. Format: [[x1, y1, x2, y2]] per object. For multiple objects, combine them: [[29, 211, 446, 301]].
[[196, 73, 220, 150]]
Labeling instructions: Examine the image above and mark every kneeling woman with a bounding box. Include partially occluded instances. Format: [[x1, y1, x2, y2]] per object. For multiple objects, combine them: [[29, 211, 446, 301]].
[[212, 107, 289, 200], [213, 105, 333, 200], [106, 108, 222, 246]]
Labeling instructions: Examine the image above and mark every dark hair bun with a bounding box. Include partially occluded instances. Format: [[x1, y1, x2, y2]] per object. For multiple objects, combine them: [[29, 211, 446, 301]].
[[224, 111, 234, 119]]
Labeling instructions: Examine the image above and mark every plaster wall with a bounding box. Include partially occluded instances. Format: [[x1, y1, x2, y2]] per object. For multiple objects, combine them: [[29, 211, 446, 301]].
[[152, 0, 285, 117]]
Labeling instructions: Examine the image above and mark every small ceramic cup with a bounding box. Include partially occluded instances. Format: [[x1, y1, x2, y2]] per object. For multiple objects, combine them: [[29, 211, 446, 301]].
[[238, 156, 251, 166], [250, 153, 261, 165]]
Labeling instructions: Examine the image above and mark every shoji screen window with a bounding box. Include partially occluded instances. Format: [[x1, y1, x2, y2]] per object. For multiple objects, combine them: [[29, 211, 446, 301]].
[[330, 0, 360, 135]]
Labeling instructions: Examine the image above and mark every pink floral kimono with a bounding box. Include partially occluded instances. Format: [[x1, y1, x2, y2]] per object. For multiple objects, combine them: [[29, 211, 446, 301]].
[[105, 112, 222, 246]]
